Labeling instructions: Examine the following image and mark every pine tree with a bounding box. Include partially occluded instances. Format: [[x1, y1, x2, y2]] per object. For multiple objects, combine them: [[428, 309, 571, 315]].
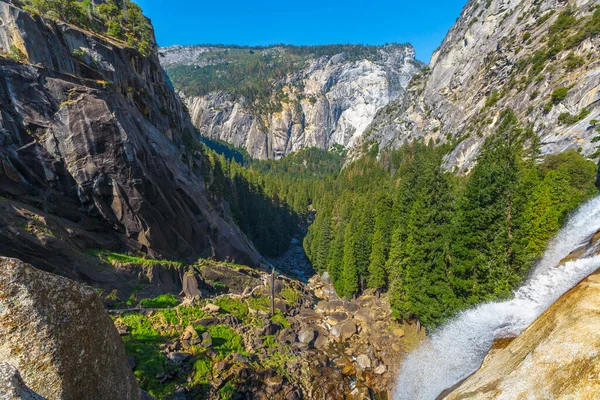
[[341, 214, 359, 298], [368, 193, 393, 290], [451, 110, 525, 301]]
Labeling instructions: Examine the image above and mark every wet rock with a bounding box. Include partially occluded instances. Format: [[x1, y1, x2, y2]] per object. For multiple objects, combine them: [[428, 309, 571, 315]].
[[232, 353, 250, 363], [213, 361, 231, 374], [262, 322, 283, 336], [219, 315, 241, 326], [279, 328, 298, 346], [195, 318, 220, 327]]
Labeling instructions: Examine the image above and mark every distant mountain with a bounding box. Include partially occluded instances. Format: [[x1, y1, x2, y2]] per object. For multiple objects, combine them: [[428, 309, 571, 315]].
[[160, 44, 423, 159]]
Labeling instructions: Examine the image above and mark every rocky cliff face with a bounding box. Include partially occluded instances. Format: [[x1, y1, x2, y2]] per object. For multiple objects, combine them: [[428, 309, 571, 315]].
[[160, 45, 422, 159], [0, 257, 142, 400], [362, 0, 600, 171], [445, 233, 600, 399], [0, 2, 260, 279]]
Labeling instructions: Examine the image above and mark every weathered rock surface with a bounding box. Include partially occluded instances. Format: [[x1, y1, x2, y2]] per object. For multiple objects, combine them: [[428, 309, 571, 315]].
[[0, 257, 141, 400], [0, 2, 260, 281], [445, 266, 600, 399], [160, 45, 422, 159], [0, 363, 44, 400], [362, 0, 600, 171]]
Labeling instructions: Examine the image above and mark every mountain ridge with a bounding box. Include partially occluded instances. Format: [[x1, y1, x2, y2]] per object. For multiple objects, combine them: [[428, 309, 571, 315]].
[[161, 43, 422, 159]]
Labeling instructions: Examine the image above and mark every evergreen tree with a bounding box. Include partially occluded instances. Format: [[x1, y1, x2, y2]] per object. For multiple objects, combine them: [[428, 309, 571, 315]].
[[368, 193, 393, 290]]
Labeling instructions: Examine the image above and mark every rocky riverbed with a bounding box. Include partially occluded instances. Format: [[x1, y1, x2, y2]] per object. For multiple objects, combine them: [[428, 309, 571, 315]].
[[111, 259, 423, 399]]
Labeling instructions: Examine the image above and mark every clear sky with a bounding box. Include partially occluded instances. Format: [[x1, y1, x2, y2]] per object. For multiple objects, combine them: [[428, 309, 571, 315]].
[[134, 0, 466, 63]]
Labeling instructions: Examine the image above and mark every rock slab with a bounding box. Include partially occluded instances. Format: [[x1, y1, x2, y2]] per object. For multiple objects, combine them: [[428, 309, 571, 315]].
[[0, 257, 141, 400]]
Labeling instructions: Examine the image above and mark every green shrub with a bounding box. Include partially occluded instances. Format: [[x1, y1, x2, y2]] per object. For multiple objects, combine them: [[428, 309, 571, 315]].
[[7, 45, 26, 62], [552, 87, 569, 104]]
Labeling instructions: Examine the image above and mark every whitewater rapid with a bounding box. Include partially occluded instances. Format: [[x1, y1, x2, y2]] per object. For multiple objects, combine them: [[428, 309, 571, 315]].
[[394, 195, 600, 400]]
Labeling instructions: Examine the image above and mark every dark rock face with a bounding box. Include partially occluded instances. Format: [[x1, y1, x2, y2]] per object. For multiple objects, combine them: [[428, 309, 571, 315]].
[[0, 257, 141, 400], [0, 2, 260, 280]]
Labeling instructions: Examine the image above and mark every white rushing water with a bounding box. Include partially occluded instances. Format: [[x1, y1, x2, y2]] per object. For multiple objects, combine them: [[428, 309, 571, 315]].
[[394, 195, 600, 400]]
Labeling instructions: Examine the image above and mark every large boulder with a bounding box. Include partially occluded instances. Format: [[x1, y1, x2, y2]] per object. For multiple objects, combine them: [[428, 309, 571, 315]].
[[0, 257, 141, 400], [0, 363, 44, 400]]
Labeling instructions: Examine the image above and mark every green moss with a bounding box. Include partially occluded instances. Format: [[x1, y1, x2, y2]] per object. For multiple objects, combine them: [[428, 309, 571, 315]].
[[246, 296, 271, 312], [117, 313, 180, 398], [88, 250, 184, 269], [552, 87, 569, 104], [139, 294, 180, 308], [280, 287, 301, 306], [196, 324, 247, 357], [192, 357, 213, 384], [214, 297, 249, 320], [270, 313, 290, 329]]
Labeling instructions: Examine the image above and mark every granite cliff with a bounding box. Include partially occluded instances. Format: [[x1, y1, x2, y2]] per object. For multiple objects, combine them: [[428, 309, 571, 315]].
[[0, 1, 260, 285], [160, 44, 422, 159], [362, 0, 600, 172]]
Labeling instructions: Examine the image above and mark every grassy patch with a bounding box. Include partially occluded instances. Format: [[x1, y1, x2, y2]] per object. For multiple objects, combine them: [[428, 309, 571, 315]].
[[270, 313, 290, 329], [214, 297, 249, 320], [117, 313, 179, 398], [139, 294, 180, 308], [280, 287, 301, 306], [89, 250, 183, 269]]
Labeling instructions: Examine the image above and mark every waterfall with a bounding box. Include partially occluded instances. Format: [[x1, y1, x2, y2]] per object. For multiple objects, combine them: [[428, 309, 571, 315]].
[[393, 195, 600, 400]]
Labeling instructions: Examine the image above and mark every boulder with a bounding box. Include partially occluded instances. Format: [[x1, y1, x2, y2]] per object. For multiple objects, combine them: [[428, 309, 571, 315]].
[[313, 326, 330, 349], [182, 273, 203, 299], [325, 312, 348, 326], [331, 320, 357, 340], [374, 365, 387, 375], [203, 304, 221, 313], [298, 328, 316, 345], [0, 257, 141, 400], [0, 363, 44, 400], [279, 328, 298, 346], [299, 308, 321, 322], [356, 354, 372, 370], [167, 352, 192, 364], [195, 318, 220, 327], [200, 332, 213, 348], [262, 323, 283, 336]]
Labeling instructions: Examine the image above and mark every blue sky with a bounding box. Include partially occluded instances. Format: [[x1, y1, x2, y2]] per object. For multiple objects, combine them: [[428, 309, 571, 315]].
[[135, 0, 466, 63]]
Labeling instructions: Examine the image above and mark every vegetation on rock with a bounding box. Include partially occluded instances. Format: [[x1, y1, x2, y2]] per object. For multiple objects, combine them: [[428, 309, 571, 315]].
[[17, 0, 153, 55]]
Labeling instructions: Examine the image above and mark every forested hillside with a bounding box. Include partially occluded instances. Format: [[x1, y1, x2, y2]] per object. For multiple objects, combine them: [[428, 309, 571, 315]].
[[304, 110, 598, 326], [199, 139, 345, 256]]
